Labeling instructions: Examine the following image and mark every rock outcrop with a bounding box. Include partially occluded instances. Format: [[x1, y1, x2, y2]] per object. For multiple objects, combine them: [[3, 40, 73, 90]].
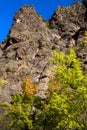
[[0, 1, 87, 102], [50, 1, 87, 45]]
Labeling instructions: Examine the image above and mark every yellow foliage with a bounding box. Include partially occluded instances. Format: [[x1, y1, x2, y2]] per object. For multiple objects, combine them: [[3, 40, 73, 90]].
[[49, 78, 61, 93], [0, 78, 8, 93], [0, 78, 7, 85], [83, 31, 87, 44], [23, 76, 38, 97]]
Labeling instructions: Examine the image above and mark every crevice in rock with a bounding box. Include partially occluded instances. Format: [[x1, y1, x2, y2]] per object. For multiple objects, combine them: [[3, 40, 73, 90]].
[[84, 61, 87, 64], [82, 0, 87, 8], [72, 27, 85, 45], [3, 37, 18, 50], [84, 10, 87, 21]]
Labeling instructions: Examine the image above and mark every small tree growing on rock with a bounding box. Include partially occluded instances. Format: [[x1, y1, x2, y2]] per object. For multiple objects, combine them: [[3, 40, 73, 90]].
[[45, 49, 87, 130], [0, 76, 38, 130]]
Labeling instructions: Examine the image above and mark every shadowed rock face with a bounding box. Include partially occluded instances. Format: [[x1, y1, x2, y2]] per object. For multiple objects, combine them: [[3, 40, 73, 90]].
[[0, 1, 87, 102]]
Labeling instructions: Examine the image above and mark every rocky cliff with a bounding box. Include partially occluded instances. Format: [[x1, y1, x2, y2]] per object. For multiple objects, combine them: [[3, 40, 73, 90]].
[[0, 0, 87, 103]]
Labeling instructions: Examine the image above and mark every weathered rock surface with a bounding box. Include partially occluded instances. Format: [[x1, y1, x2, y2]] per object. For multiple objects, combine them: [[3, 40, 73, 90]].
[[0, 1, 87, 102], [50, 1, 87, 45]]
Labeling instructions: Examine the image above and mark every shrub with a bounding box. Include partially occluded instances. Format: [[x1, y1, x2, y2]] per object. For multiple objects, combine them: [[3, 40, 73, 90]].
[[0, 76, 38, 130], [45, 49, 87, 129], [6, 66, 12, 72], [83, 31, 87, 45], [0, 78, 8, 94]]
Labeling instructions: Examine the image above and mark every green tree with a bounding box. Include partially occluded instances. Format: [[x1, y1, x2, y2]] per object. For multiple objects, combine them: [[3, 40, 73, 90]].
[[45, 49, 87, 130], [0, 77, 38, 130]]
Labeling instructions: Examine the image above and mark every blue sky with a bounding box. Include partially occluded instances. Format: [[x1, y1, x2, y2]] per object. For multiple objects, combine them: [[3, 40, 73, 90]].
[[0, 0, 81, 43]]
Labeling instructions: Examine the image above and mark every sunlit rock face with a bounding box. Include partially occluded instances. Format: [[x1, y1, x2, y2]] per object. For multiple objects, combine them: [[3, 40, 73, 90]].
[[0, 1, 87, 102], [50, 1, 87, 44]]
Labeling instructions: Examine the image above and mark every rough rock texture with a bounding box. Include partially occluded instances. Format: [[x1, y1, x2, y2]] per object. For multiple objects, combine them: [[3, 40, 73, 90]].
[[50, 1, 87, 46], [0, 1, 87, 102]]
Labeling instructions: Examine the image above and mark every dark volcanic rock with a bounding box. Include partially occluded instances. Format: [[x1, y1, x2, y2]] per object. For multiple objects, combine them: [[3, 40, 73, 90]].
[[0, 1, 87, 102]]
